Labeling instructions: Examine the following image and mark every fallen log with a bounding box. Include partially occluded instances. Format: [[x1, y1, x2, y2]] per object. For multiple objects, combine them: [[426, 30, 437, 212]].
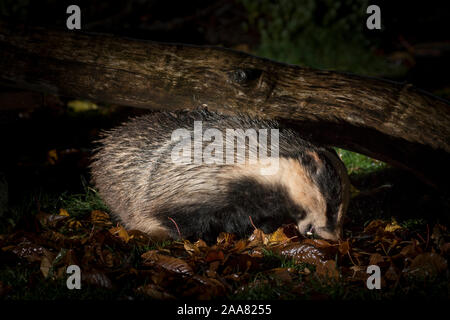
[[0, 22, 449, 190]]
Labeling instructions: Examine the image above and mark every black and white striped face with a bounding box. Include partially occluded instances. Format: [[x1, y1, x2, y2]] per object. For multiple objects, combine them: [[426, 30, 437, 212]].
[[216, 149, 350, 242], [293, 149, 350, 241]]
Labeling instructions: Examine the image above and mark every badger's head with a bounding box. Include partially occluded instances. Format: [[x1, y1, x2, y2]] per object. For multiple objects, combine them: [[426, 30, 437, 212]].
[[250, 148, 350, 241], [292, 149, 350, 241], [234, 147, 350, 242]]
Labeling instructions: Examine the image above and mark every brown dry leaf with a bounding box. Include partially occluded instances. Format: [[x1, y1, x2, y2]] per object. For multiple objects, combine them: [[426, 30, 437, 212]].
[[127, 230, 152, 245], [90, 210, 111, 225], [349, 265, 367, 280], [268, 267, 293, 282], [275, 243, 327, 267], [36, 212, 68, 227], [247, 247, 264, 258], [141, 250, 193, 276], [205, 249, 224, 263], [60, 249, 78, 267], [384, 219, 402, 233], [184, 240, 201, 255], [47, 149, 58, 165], [440, 243, 450, 256], [248, 229, 269, 247], [339, 241, 350, 255], [217, 232, 235, 246], [207, 260, 221, 277], [400, 242, 421, 258], [194, 239, 208, 249], [223, 254, 260, 274], [102, 249, 115, 268], [9, 239, 52, 263], [364, 220, 387, 234], [385, 263, 399, 281], [406, 252, 448, 278], [109, 226, 130, 243], [137, 284, 175, 300], [82, 269, 113, 289], [184, 275, 227, 299], [316, 260, 339, 280], [59, 208, 70, 216], [40, 256, 53, 278], [230, 239, 248, 253], [369, 253, 384, 265], [268, 227, 290, 244], [302, 238, 333, 248], [431, 224, 447, 242], [68, 220, 82, 229]]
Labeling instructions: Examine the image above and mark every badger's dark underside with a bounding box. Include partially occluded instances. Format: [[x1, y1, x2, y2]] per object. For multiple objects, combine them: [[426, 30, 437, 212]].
[[154, 176, 305, 243]]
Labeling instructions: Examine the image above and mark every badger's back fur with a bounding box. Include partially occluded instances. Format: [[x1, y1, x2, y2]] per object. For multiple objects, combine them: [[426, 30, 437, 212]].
[[91, 111, 350, 243]]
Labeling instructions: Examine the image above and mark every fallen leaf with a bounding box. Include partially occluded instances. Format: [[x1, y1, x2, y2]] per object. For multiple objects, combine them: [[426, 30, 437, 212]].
[[275, 243, 328, 267], [230, 239, 248, 253], [316, 260, 339, 280], [302, 238, 333, 248], [205, 249, 224, 263], [268, 267, 293, 282], [248, 229, 269, 247], [268, 227, 290, 244], [47, 149, 58, 165], [183, 275, 227, 299], [40, 256, 52, 278], [137, 284, 175, 300], [36, 212, 68, 227], [141, 250, 193, 276], [384, 219, 402, 232], [194, 239, 208, 249], [405, 252, 447, 278], [59, 208, 70, 216], [217, 232, 235, 247], [109, 226, 130, 243], [364, 220, 387, 234], [339, 241, 350, 255], [9, 239, 53, 263], [90, 210, 111, 225], [184, 240, 201, 255], [369, 253, 384, 266], [385, 263, 399, 281], [82, 269, 113, 289]]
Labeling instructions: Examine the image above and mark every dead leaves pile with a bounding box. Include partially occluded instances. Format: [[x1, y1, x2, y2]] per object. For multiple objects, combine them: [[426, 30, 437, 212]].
[[0, 209, 448, 300]]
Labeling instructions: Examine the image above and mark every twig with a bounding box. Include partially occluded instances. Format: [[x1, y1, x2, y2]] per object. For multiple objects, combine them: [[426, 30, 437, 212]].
[[347, 250, 358, 267], [248, 216, 257, 230], [416, 232, 426, 244], [168, 217, 182, 239]]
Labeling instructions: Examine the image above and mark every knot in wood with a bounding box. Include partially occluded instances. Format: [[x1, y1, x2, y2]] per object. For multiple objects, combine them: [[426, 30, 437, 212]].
[[228, 68, 262, 85]]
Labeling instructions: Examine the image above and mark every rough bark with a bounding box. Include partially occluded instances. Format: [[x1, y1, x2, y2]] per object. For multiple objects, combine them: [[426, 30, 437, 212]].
[[1, 22, 449, 190]]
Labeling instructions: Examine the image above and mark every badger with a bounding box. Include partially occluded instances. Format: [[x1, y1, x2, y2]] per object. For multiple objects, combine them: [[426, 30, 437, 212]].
[[90, 110, 350, 243]]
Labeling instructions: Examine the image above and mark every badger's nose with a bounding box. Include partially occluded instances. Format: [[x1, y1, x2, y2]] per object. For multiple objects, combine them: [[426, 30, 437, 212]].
[[305, 224, 315, 236]]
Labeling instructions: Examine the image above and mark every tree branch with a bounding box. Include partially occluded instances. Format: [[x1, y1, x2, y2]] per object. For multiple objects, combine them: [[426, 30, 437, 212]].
[[1, 21, 449, 190]]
